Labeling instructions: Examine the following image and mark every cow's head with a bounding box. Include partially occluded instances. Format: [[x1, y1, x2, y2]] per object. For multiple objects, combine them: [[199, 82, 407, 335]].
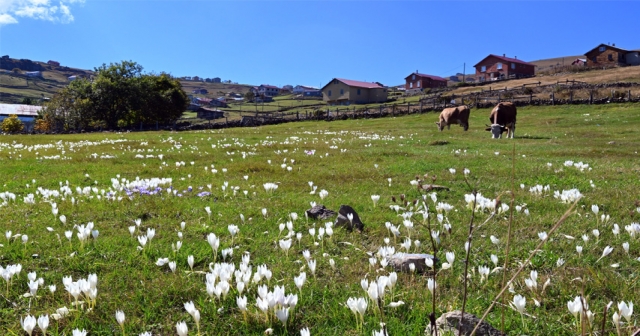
[[435, 122, 444, 131], [485, 124, 505, 139]]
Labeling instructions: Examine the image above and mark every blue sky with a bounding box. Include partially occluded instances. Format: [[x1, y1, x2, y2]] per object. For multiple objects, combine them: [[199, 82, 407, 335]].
[[1, 1, 639, 87]]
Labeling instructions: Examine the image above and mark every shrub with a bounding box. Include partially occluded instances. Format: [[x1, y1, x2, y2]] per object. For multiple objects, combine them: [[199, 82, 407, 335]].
[[1, 114, 24, 133], [33, 118, 52, 133]]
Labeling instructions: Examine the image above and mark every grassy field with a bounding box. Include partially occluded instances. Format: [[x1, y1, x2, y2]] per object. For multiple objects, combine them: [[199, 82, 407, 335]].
[[448, 66, 640, 97], [1, 104, 640, 335]]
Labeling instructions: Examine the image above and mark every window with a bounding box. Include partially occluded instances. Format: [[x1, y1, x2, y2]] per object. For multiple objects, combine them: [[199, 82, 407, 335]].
[[497, 62, 502, 70], [481, 65, 486, 72], [410, 82, 413, 88], [608, 54, 613, 61], [599, 46, 606, 52], [417, 81, 421, 88], [511, 63, 515, 69], [412, 74, 415, 80], [328, 90, 331, 96], [357, 89, 361, 95], [340, 89, 344, 95]]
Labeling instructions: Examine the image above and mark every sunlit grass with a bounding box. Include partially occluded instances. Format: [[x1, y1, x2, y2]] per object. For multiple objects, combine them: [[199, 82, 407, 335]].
[[1, 103, 640, 335]]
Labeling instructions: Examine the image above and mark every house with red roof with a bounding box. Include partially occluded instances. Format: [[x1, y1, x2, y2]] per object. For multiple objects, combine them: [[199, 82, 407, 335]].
[[405, 72, 447, 93], [584, 44, 640, 67], [321, 78, 387, 105], [474, 54, 535, 82], [258, 85, 281, 97]]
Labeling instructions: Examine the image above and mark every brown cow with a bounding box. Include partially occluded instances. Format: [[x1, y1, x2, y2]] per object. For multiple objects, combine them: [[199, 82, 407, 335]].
[[485, 102, 517, 139], [435, 105, 470, 131]]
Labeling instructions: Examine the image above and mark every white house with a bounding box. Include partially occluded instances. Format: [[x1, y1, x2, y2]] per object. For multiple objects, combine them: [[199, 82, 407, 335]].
[[293, 85, 318, 94]]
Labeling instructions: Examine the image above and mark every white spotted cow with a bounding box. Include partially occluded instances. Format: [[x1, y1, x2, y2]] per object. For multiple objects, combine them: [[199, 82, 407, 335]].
[[485, 102, 517, 139]]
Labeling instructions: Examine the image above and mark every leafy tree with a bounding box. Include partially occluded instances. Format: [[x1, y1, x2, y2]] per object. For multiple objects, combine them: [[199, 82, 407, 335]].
[[42, 78, 94, 132], [244, 91, 255, 102], [21, 97, 34, 105], [1, 114, 24, 133], [42, 61, 188, 130]]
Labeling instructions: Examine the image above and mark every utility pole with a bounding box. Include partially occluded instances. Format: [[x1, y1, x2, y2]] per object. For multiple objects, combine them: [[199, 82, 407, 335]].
[[463, 63, 466, 83]]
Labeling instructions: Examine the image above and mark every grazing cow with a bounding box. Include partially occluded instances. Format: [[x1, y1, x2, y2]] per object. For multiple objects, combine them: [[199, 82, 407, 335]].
[[485, 102, 517, 139], [435, 105, 471, 131]]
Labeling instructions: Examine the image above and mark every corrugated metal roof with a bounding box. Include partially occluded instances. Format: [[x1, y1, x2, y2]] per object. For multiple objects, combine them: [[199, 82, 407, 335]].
[[474, 54, 534, 67], [585, 44, 629, 55], [335, 78, 385, 89], [405, 72, 447, 82], [0, 104, 42, 116]]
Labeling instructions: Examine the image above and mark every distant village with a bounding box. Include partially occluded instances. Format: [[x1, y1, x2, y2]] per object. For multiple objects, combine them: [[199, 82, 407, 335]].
[[184, 43, 640, 110], [2, 42, 639, 130]]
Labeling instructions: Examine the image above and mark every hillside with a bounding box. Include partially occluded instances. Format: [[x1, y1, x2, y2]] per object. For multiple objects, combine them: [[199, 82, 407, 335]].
[[0, 57, 252, 104], [529, 54, 586, 72]]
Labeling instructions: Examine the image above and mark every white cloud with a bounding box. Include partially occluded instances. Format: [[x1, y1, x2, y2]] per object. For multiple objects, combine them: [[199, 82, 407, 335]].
[[0, 0, 84, 25], [0, 13, 18, 25]]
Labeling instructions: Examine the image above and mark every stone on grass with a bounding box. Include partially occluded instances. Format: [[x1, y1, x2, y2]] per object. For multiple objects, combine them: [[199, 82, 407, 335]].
[[334, 205, 364, 231], [425, 311, 501, 336], [305, 205, 337, 220], [388, 253, 435, 274]]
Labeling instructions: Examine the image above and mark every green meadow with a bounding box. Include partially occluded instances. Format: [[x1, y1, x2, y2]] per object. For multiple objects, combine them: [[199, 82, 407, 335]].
[[1, 104, 640, 335]]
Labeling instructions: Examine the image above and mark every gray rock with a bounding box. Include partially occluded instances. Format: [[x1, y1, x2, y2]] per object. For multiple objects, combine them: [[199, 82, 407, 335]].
[[334, 205, 364, 231], [305, 205, 337, 220], [425, 311, 502, 336], [388, 253, 435, 274]]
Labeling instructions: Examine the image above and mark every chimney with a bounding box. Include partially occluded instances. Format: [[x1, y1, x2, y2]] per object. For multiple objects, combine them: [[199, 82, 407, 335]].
[[613, 43, 616, 47], [503, 54, 506, 57], [515, 56, 517, 59]]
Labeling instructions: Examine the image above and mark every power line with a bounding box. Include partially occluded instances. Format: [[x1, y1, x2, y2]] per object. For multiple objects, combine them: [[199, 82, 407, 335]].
[[437, 64, 464, 77]]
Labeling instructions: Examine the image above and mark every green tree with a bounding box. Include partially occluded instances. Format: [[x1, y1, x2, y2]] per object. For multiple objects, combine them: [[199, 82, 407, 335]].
[[42, 78, 94, 132], [43, 61, 188, 130], [244, 91, 255, 102], [1, 114, 24, 133], [21, 97, 34, 105]]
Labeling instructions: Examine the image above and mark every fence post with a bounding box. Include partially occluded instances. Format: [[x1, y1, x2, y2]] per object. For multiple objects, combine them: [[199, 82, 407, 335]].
[[498, 94, 501, 103], [551, 92, 555, 106], [529, 93, 533, 104], [296, 112, 299, 120], [420, 101, 423, 113], [379, 104, 383, 115], [570, 90, 573, 104], [629, 90, 632, 102], [407, 102, 410, 114]]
